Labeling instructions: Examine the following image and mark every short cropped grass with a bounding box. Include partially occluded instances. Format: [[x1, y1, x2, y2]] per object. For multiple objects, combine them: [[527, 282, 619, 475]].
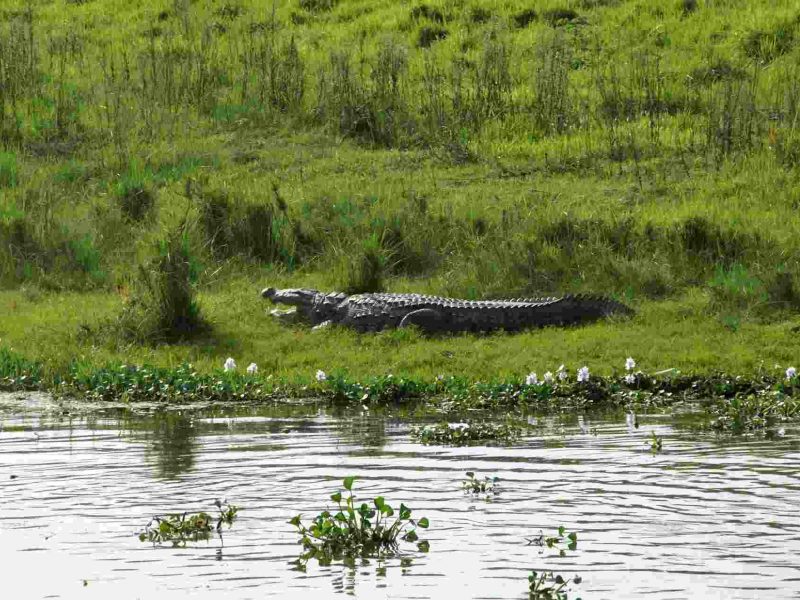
[[0, 280, 797, 382]]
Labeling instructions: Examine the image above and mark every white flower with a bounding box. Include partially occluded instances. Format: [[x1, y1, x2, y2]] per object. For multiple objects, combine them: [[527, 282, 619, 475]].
[[223, 357, 236, 372], [525, 372, 538, 385], [786, 367, 797, 380], [577, 366, 589, 383], [625, 357, 636, 371], [246, 363, 258, 375], [624, 373, 636, 385], [315, 369, 327, 382], [543, 371, 554, 384], [557, 364, 568, 381]]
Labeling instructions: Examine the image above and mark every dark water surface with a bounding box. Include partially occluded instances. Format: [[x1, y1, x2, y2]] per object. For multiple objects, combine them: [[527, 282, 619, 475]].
[[1, 392, 799, 600]]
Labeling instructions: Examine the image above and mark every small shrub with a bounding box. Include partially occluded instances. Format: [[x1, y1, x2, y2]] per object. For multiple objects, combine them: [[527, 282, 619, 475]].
[[197, 187, 294, 266], [118, 226, 207, 343], [344, 234, 387, 294], [469, 7, 492, 23], [290, 476, 429, 564], [299, 0, 336, 12], [417, 25, 448, 48], [708, 263, 767, 313], [681, 0, 698, 14], [513, 9, 538, 28], [542, 8, 580, 27], [139, 500, 239, 547], [0, 152, 18, 188], [689, 60, 747, 86], [68, 234, 105, 283], [214, 2, 244, 19], [742, 20, 795, 64], [116, 163, 155, 222], [410, 4, 445, 23]]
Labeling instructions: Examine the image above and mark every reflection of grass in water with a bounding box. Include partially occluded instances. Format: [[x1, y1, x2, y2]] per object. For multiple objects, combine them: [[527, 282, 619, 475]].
[[142, 412, 197, 480], [227, 443, 287, 452]]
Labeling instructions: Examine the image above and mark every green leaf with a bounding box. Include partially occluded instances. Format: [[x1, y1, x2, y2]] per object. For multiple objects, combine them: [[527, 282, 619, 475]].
[[374, 496, 385, 510], [417, 540, 430, 552], [417, 517, 429, 528], [465, 471, 475, 478], [568, 532, 577, 542], [331, 491, 342, 503], [558, 525, 566, 536], [343, 476, 356, 490], [384, 505, 394, 517], [404, 529, 418, 542], [289, 515, 302, 527]]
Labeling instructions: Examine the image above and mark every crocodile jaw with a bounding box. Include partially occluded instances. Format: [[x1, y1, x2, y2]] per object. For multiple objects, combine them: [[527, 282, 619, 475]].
[[261, 287, 319, 307]]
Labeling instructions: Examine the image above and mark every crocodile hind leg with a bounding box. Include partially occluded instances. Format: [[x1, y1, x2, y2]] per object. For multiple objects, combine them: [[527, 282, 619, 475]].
[[398, 308, 447, 333]]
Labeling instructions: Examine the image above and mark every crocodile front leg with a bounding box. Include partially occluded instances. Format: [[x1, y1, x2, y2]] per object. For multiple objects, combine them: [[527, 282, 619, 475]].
[[398, 308, 447, 333]]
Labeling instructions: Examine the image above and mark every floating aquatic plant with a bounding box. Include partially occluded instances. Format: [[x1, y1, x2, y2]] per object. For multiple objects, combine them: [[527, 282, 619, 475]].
[[527, 525, 578, 557], [649, 431, 663, 453], [462, 471, 499, 496], [410, 420, 523, 446], [290, 477, 429, 565], [138, 499, 239, 547], [528, 570, 582, 600]]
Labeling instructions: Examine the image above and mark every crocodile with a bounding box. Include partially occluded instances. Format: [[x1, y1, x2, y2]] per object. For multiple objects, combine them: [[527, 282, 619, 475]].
[[261, 287, 633, 334]]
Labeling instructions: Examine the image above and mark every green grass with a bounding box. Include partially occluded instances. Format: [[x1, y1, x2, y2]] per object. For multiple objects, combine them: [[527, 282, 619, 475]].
[[0, 282, 796, 380], [1, 0, 800, 383]]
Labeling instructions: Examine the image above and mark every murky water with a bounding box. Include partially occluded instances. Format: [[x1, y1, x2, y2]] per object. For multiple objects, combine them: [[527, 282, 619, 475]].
[[1, 392, 799, 600]]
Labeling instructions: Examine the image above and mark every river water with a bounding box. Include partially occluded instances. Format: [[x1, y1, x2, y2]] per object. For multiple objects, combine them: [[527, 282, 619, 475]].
[[0, 392, 798, 599]]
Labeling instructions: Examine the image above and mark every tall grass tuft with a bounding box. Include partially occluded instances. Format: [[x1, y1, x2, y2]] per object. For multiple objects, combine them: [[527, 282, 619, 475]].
[[0, 152, 18, 187], [118, 225, 207, 343]]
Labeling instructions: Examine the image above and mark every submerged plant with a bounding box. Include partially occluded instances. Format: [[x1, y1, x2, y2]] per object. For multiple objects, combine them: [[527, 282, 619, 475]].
[[290, 477, 429, 564], [138, 499, 239, 547]]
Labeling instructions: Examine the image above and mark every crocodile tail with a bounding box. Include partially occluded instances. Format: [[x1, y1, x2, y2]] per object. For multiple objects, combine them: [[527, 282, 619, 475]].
[[562, 293, 635, 322]]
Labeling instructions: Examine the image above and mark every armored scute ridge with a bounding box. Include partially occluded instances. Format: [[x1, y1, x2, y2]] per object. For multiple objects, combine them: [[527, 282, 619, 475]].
[[261, 287, 634, 334]]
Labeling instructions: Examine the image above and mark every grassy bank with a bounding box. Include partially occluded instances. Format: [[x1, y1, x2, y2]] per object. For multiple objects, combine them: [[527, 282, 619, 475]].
[[1, 0, 800, 382]]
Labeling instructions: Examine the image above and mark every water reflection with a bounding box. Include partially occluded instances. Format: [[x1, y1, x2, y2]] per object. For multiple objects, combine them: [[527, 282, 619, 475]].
[[1, 394, 799, 600], [142, 411, 197, 479], [333, 412, 387, 450]]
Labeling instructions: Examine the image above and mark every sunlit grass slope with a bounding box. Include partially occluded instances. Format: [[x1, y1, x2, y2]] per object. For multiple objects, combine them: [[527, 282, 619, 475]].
[[1, 0, 800, 379]]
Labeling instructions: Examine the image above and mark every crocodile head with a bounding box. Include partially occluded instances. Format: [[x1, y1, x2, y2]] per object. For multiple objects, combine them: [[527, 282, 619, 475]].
[[261, 287, 347, 325]]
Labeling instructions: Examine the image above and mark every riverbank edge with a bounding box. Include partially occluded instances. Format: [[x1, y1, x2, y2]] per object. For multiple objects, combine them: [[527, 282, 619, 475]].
[[2, 346, 798, 434]]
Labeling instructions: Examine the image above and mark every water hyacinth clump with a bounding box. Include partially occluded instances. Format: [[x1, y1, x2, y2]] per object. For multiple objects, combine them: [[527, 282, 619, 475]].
[[462, 471, 499, 496], [410, 420, 524, 446], [138, 500, 239, 547], [525, 372, 539, 385], [247, 363, 258, 375], [557, 365, 568, 382], [290, 477, 429, 565], [786, 366, 797, 381], [316, 369, 328, 382], [528, 570, 582, 600], [223, 357, 237, 372], [576, 366, 590, 383]]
